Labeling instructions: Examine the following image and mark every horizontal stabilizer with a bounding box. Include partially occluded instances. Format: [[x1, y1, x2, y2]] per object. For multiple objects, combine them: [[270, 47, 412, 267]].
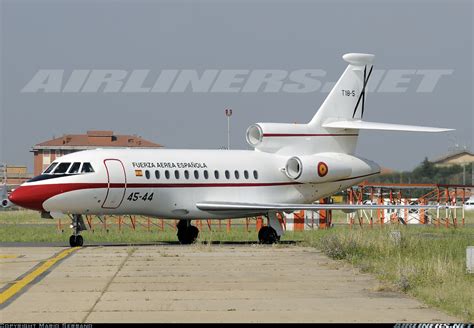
[[323, 120, 454, 133]]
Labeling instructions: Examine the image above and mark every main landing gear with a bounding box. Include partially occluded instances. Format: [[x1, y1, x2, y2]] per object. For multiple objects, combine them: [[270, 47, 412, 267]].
[[177, 220, 199, 244], [69, 214, 87, 247], [258, 226, 280, 244], [258, 211, 284, 244]]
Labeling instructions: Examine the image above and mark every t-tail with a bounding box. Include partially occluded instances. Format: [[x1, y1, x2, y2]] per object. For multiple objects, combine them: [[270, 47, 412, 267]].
[[245, 53, 453, 155]]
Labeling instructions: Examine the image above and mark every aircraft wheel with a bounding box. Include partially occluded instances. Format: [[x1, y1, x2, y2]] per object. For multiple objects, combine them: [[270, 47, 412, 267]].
[[69, 235, 83, 247], [177, 225, 199, 244], [189, 225, 199, 241], [258, 226, 278, 244]]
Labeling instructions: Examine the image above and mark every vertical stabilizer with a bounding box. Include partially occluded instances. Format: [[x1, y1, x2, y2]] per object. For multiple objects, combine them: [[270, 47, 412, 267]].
[[309, 53, 374, 127]]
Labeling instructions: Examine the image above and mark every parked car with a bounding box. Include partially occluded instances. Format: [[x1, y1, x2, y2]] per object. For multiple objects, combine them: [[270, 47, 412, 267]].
[[464, 198, 474, 211]]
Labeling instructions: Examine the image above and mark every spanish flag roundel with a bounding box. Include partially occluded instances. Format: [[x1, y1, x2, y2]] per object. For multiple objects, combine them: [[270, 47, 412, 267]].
[[317, 162, 328, 177]]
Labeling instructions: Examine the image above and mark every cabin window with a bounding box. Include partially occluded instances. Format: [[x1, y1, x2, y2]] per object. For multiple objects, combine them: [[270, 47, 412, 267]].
[[145, 170, 150, 179], [244, 170, 249, 179], [54, 162, 71, 174], [234, 170, 240, 179], [174, 170, 180, 179], [204, 170, 209, 179], [214, 170, 219, 179], [68, 162, 81, 174], [81, 163, 94, 173], [43, 163, 58, 174], [184, 170, 190, 179], [194, 170, 199, 179], [155, 170, 160, 179], [253, 170, 258, 179], [225, 170, 230, 179], [165, 170, 170, 179]]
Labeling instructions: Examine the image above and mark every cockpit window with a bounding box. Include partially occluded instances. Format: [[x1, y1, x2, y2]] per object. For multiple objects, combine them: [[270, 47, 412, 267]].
[[53, 162, 71, 174], [68, 162, 81, 174], [81, 162, 94, 173], [43, 163, 58, 174]]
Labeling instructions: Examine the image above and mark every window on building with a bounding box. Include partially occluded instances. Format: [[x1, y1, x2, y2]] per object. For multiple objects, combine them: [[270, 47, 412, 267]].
[[55, 150, 61, 158], [165, 170, 170, 179], [54, 162, 71, 174], [253, 170, 258, 179], [184, 170, 190, 179], [81, 163, 95, 173], [174, 170, 180, 179], [43, 163, 58, 174], [43, 150, 51, 165], [145, 170, 150, 179], [155, 170, 160, 179], [68, 162, 81, 174], [244, 170, 249, 179], [225, 170, 230, 179], [194, 170, 199, 179], [214, 170, 219, 179], [234, 170, 240, 179], [204, 170, 209, 179]]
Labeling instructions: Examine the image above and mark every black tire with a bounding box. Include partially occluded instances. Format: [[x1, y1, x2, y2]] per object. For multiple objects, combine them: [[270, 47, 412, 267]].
[[69, 235, 83, 247], [177, 220, 189, 230], [258, 226, 268, 243], [177, 225, 199, 244], [69, 235, 76, 247], [259, 226, 278, 244], [189, 225, 199, 241]]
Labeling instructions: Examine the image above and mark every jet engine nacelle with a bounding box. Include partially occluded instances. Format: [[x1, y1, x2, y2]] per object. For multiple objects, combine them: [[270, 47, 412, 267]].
[[246, 123, 318, 154], [284, 152, 380, 184], [284, 153, 352, 183]]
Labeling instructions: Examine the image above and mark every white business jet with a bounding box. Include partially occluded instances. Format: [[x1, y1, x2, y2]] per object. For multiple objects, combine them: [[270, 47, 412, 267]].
[[8, 53, 453, 246]]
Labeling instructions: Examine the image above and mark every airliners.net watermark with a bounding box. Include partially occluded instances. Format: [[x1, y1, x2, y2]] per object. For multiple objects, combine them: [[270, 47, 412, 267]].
[[21, 69, 454, 93]]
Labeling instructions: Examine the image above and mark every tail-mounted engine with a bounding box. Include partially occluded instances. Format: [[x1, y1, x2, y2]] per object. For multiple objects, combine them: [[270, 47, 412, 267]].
[[283, 152, 380, 184], [284, 153, 352, 183]]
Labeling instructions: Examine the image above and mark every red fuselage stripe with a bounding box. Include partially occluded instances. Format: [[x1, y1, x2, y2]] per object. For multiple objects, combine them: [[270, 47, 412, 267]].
[[43, 182, 303, 189], [262, 133, 359, 137]]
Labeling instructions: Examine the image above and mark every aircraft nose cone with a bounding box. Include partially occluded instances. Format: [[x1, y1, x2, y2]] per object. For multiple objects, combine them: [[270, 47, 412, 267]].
[[8, 186, 45, 211]]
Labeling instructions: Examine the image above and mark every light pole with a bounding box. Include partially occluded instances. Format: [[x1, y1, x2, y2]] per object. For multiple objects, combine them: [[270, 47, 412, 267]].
[[225, 108, 232, 150]]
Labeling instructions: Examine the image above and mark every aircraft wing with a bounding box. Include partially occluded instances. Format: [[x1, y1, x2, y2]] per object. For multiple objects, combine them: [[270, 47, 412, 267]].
[[196, 201, 444, 214]]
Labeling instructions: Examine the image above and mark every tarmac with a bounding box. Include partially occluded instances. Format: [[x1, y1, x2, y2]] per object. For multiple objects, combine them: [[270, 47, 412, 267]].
[[0, 243, 459, 323]]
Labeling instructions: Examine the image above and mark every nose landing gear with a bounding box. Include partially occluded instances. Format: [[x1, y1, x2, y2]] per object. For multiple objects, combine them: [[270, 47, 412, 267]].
[[69, 214, 87, 247], [177, 220, 199, 244]]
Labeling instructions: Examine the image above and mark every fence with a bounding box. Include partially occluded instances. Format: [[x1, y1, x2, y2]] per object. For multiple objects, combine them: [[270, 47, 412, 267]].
[[55, 183, 472, 233]]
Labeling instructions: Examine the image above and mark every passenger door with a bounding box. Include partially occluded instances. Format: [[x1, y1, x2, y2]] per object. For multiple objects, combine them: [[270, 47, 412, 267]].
[[102, 159, 127, 209]]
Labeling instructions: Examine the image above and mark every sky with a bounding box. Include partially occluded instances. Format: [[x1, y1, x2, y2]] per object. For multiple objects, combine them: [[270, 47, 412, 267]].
[[0, 0, 472, 172]]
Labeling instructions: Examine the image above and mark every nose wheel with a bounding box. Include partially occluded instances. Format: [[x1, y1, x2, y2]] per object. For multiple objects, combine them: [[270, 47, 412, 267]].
[[69, 235, 83, 247], [69, 214, 87, 247], [177, 220, 199, 244]]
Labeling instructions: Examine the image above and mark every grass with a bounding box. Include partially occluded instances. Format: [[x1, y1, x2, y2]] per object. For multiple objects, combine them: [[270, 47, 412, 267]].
[[301, 226, 474, 322], [0, 210, 305, 243], [1, 210, 473, 321]]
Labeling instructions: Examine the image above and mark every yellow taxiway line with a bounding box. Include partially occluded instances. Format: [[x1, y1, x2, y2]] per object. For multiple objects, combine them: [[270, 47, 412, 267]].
[[0, 247, 80, 305], [0, 255, 20, 259]]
